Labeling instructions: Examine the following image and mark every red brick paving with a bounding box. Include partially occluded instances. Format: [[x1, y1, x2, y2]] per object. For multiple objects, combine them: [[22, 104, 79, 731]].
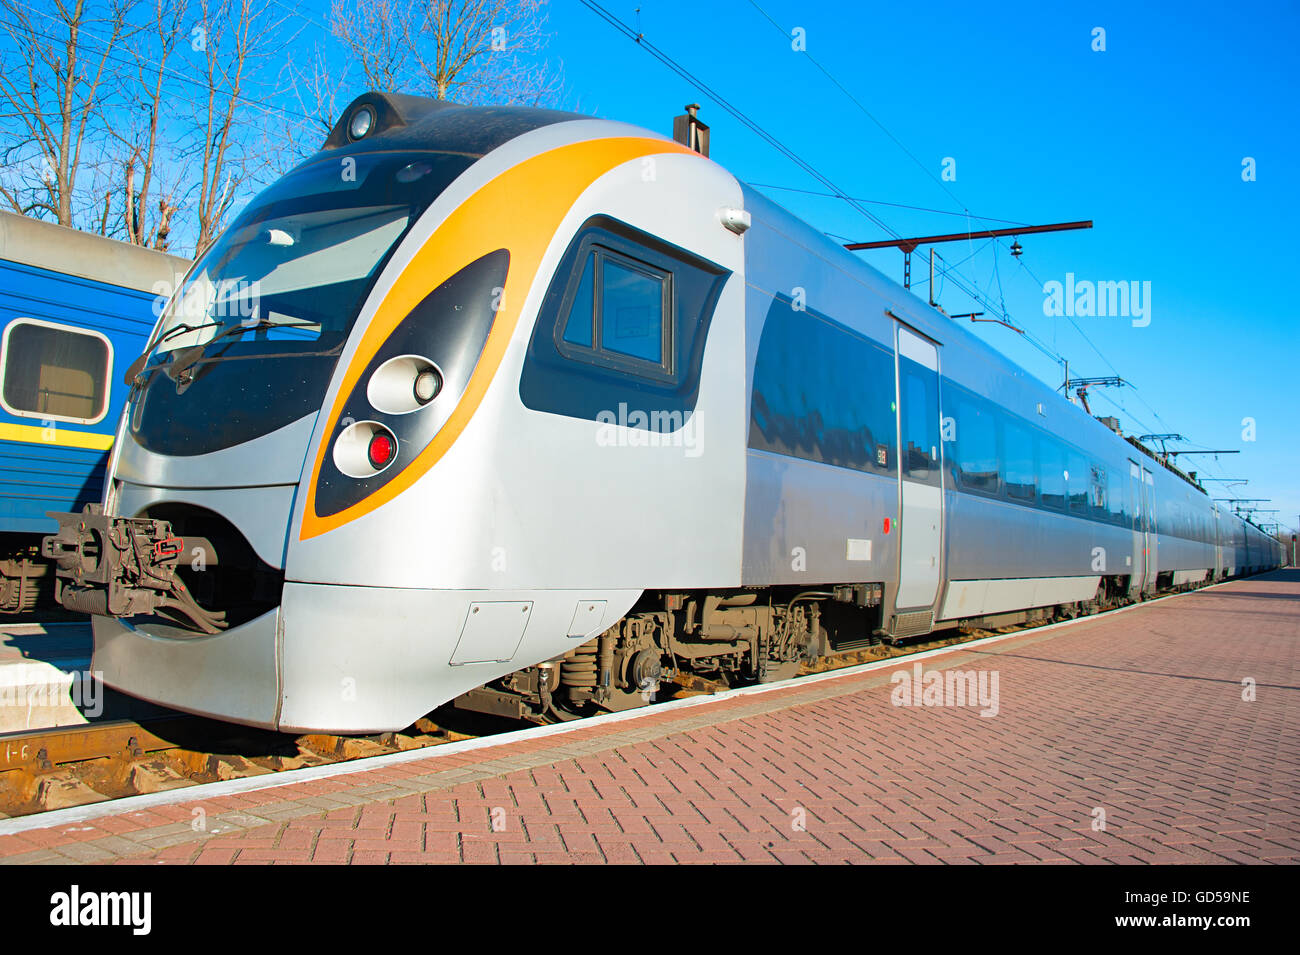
[[1, 570, 1296, 865]]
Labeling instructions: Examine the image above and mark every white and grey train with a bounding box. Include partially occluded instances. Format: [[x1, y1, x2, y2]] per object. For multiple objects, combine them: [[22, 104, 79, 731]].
[[43, 93, 1284, 733]]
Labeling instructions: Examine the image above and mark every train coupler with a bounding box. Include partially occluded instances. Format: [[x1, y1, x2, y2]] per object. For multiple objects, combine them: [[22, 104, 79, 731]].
[[40, 504, 226, 633]]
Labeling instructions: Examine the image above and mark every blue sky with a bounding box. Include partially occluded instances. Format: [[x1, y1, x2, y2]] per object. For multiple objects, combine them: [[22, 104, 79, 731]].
[[534, 0, 1298, 536]]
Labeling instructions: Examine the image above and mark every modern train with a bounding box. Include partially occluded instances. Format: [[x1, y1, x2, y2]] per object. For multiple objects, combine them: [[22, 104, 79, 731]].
[[0, 212, 187, 612], [40, 92, 1285, 733]]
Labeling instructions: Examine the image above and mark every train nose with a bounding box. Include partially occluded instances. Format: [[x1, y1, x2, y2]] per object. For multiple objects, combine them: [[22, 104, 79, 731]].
[[119, 407, 320, 492], [50, 413, 318, 636]]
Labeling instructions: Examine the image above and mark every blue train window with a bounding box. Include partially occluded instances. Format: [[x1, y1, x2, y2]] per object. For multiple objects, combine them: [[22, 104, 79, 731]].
[[1039, 438, 1066, 509], [1003, 419, 1037, 501], [561, 258, 595, 347], [748, 296, 896, 475], [899, 358, 939, 483], [0, 319, 112, 424], [955, 394, 998, 493], [1108, 467, 1125, 524], [1090, 465, 1107, 519], [1067, 450, 1089, 513], [601, 257, 665, 364]]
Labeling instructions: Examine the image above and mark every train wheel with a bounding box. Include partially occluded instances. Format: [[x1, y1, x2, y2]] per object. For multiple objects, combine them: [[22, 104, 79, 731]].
[[757, 659, 801, 684], [538, 702, 588, 724]]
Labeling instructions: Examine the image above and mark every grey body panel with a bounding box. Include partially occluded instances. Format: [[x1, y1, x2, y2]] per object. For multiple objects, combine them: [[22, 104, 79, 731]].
[[115, 480, 298, 570], [739, 202, 900, 591], [93, 609, 281, 729], [743, 449, 899, 586], [944, 491, 1130, 579], [114, 412, 318, 489]]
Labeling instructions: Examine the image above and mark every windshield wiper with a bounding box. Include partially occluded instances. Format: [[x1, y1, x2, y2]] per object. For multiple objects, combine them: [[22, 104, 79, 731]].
[[166, 317, 324, 384], [123, 320, 229, 387]]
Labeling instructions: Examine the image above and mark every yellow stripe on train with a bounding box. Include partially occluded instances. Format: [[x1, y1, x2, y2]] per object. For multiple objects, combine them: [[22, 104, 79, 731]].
[[0, 422, 114, 451]]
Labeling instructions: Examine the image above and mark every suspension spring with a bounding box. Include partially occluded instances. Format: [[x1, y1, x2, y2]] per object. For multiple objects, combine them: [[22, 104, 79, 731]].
[[560, 641, 599, 688]]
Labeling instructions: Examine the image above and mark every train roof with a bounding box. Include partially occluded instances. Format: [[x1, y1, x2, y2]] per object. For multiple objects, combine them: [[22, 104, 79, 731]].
[[0, 211, 190, 294], [317, 92, 592, 161]]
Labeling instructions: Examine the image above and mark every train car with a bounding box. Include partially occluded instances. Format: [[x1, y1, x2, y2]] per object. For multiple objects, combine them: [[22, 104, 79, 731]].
[[0, 212, 188, 611], [40, 92, 1283, 733]]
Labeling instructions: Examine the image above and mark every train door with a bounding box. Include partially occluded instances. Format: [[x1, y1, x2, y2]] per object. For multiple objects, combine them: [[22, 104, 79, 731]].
[[1129, 460, 1148, 594], [1206, 509, 1216, 582], [1143, 467, 1157, 589], [894, 326, 943, 613]]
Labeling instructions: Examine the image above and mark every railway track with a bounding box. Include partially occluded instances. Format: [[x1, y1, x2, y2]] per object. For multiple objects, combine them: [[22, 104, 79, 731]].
[[0, 586, 1190, 821], [0, 713, 486, 818]]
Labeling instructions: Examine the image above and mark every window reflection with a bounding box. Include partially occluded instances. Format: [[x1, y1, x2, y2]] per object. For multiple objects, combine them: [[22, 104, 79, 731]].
[[749, 296, 896, 475]]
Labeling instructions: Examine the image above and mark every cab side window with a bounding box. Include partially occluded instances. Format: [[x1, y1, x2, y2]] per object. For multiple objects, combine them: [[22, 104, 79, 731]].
[[559, 248, 670, 376], [520, 215, 730, 427]]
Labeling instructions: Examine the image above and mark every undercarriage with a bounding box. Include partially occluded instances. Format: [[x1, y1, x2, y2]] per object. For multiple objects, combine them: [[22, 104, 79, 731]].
[[453, 571, 1180, 725], [454, 585, 886, 723]]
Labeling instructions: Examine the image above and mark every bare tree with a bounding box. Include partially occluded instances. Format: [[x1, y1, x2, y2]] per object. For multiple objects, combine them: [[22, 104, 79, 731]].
[[0, 0, 136, 226], [186, 0, 295, 254], [281, 40, 352, 158], [411, 0, 560, 105], [329, 0, 560, 107], [0, 0, 559, 257], [328, 0, 415, 93], [111, 0, 187, 248]]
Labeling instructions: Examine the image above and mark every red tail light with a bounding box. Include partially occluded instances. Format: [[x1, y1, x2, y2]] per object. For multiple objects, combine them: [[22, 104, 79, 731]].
[[368, 432, 395, 469]]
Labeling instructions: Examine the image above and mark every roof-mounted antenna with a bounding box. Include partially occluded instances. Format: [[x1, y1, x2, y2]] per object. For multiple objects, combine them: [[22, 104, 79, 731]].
[[673, 103, 709, 157]]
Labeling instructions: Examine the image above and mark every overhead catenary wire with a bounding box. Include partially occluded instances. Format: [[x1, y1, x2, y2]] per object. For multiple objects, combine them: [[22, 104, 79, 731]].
[[1002, 247, 1246, 489], [748, 182, 1029, 225], [1006, 250, 1188, 438], [577, 0, 900, 240], [743, 0, 969, 214], [733, 0, 1197, 439], [576, 1, 1065, 368], [725, 1, 1089, 376]]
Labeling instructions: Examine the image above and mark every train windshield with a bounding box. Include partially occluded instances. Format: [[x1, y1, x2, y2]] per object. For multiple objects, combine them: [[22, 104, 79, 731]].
[[151, 150, 475, 358], [127, 149, 478, 457]]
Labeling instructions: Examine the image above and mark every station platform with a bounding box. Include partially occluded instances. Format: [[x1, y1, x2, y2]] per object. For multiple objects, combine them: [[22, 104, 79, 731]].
[[0, 569, 1296, 865], [0, 620, 166, 732], [0, 621, 97, 731]]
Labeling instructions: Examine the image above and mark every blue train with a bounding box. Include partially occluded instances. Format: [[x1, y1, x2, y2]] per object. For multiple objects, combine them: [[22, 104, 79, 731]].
[[0, 211, 188, 611]]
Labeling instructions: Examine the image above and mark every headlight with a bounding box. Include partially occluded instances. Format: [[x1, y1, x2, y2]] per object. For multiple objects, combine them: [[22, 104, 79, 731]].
[[348, 106, 374, 141], [366, 355, 444, 414]]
